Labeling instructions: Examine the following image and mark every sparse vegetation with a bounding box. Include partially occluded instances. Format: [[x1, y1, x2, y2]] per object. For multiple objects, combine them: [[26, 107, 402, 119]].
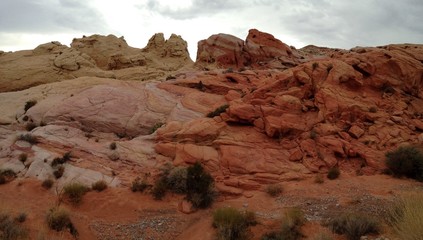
[[18, 153, 27, 164], [326, 64, 333, 72], [25, 122, 37, 131], [24, 100, 37, 112], [53, 166, 65, 179], [51, 152, 72, 167], [0, 212, 28, 240], [261, 208, 305, 240], [63, 182, 89, 204], [149, 122, 164, 134], [213, 207, 257, 240], [327, 213, 379, 240], [92, 180, 108, 192], [151, 177, 167, 200], [312, 62, 319, 70], [0, 169, 16, 184], [131, 177, 149, 192], [327, 167, 340, 180], [314, 173, 325, 184], [109, 142, 117, 150], [385, 145, 423, 181], [388, 193, 423, 240], [46, 207, 78, 237], [266, 184, 283, 197], [368, 106, 378, 113], [166, 166, 188, 194], [207, 104, 229, 118], [16, 134, 38, 144], [186, 162, 215, 208], [310, 129, 318, 139], [15, 213, 27, 223], [42, 178, 54, 189]]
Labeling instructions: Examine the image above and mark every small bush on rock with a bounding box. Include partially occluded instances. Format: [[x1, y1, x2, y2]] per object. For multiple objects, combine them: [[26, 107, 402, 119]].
[[17, 134, 38, 144], [53, 166, 65, 179], [385, 145, 423, 181], [0, 169, 16, 184], [24, 100, 37, 112], [207, 104, 229, 118]]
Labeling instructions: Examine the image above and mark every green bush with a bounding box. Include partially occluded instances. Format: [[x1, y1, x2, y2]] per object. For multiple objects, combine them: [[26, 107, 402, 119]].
[[16, 134, 38, 144], [266, 184, 283, 197], [186, 162, 215, 208], [92, 180, 108, 192], [327, 167, 340, 180], [207, 104, 229, 118], [385, 146, 423, 181], [388, 193, 423, 240], [63, 182, 89, 204], [0, 212, 28, 240], [46, 207, 78, 237], [42, 179, 54, 189], [131, 177, 149, 192], [328, 213, 379, 240], [213, 207, 256, 240]]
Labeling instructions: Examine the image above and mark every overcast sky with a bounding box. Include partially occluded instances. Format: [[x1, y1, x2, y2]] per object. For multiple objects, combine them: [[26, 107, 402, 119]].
[[1, 0, 422, 59]]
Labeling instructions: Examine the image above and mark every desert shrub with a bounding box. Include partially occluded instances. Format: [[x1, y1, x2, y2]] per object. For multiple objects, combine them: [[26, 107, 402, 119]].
[[328, 213, 379, 240], [213, 207, 256, 240], [51, 152, 72, 167], [46, 207, 78, 237], [53, 166, 65, 179], [314, 173, 324, 184], [149, 122, 164, 134], [368, 106, 378, 113], [15, 213, 27, 223], [92, 180, 108, 192], [17, 134, 38, 144], [266, 184, 283, 197], [326, 64, 333, 72], [109, 142, 117, 150], [186, 162, 215, 208], [0, 169, 16, 184], [313, 232, 334, 240], [0, 212, 28, 240], [42, 179, 54, 189], [327, 167, 340, 180], [388, 193, 423, 240], [207, 104, 229, 118], [385, 145, 423, 181], [18, 153, 27, 164], [312, 62, 319, 70], [63, 182, 89, 204], [151, 177, 167, 200], [131, 177, 149, 192], [166, 166, 188, 194], [24, 100, 37, 112], [261, 208, 305, 240], [25, 122, 37, 131]]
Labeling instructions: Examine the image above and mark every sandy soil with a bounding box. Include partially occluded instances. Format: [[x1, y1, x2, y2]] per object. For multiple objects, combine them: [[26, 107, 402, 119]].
[[0, 174, 422, 240]]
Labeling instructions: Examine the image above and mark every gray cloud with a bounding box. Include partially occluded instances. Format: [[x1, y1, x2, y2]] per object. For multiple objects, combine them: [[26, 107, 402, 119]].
[[142, 0, 241, 20], [0, 0, 107, 33]]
